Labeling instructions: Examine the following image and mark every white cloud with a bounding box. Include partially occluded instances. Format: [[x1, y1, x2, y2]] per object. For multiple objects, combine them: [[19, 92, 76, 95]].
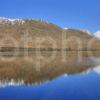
[[64, 28, 69, 30], [94, 31, 100, 38]]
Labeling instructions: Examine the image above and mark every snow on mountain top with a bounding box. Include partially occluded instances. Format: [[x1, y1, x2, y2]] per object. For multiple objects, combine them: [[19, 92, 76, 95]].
[[0, 17, 23, 21], [0, 17, 25, 25], [63, 28, 93, 36], [78, 29, 92, 35]]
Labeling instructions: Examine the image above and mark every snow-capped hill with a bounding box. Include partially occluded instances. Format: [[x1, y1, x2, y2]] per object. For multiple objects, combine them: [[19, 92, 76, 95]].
[[0, 17, 25, 25], [79, 29, 92, 36], [64, 28, 92, 36]]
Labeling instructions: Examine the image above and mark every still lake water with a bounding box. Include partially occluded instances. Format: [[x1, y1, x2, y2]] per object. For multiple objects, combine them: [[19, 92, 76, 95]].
[[0, 71, 100, 100], [0, 65, 100, 100]]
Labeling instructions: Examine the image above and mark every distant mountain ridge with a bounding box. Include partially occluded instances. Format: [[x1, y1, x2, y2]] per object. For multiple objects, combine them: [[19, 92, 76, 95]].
[[0, 17, 99, 50]]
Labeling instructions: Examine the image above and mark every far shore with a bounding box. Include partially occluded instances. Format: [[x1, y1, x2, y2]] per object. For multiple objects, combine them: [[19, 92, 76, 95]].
[[0, 47, 100, 52]]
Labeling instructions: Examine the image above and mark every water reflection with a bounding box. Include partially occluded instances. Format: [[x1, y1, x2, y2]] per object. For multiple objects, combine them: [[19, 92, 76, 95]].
[[0, 51, 99, 86], [0, 69, 100, 100], [93, 66, 100, 74]]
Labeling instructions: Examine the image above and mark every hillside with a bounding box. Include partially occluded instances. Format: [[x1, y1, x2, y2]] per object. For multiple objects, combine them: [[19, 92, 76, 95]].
[[0, 17, 99, 50]]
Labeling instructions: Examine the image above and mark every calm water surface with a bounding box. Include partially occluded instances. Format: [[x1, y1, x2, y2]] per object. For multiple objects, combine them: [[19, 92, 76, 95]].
[[0, 56, 100, 100], [0, 71, 100, 100]]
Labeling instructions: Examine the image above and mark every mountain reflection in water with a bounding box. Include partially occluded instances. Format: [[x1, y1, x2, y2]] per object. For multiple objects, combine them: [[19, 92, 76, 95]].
[[0, 51, 99, 86]]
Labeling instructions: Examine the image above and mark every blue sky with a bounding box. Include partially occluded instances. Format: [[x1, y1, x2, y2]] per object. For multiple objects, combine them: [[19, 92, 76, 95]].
[[0, 0, 100, 32]]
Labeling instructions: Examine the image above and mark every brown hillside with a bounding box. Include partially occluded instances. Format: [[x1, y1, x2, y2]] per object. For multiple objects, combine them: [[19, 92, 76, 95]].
[[0, 19, 99, 50]]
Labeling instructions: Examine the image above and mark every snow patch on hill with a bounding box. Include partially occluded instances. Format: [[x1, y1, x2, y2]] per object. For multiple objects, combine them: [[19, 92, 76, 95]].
[[0, 17, 25, 25], [79, 29, 92, 36]]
